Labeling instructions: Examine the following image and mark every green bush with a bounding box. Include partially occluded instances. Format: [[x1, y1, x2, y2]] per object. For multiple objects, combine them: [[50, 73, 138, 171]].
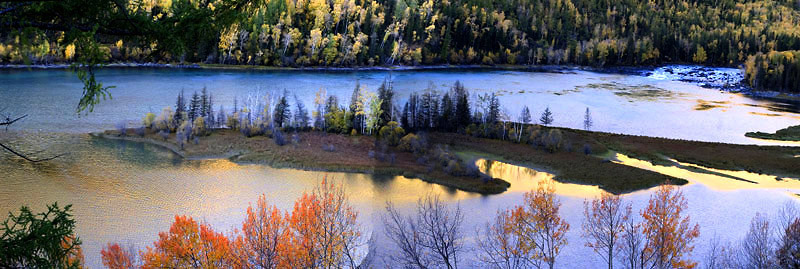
[[398, 133, 420, 152], [379, 121, 405, 146]]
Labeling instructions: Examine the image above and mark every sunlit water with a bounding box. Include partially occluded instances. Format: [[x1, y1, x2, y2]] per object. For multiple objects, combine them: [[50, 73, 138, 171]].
[[1, 134, 799, 268], [1, 67, 799, 145]]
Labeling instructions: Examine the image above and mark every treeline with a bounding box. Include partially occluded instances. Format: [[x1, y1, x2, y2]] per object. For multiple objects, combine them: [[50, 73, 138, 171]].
[[4, 0, 800, 70], [745, 50, 800, 93], [6, 180, 800, 268]]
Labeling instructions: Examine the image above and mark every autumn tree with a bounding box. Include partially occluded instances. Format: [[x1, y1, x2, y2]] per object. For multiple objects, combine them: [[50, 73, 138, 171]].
[[639, 184, 700, 269], [582, 192, 631, 269], [509, 179, 570, 269], [101, 243, 136, 269], [384, 193, 465, 269], [478, 210, 535, 269], [140, 215, 234, 268], [283, 177, 363, 268], [778, 218, 800, 268], [232, 195, 287, 269]]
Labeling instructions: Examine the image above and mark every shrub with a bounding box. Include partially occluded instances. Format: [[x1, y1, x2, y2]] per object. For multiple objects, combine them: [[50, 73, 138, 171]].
[[379, 121, 406, 146], [291, 132, 300, 145], [466, 123, 479, 137], [155, 107, 176, 132], [322, 143, 336, 152], [350, 128, 357, 136], [544, 129, 563, 153], [273, 130, 287, 146], [192, 117, 207, 137], [398, 133, 420, 152], [142, 112, 156, 129], [583, 144, 592, 155]]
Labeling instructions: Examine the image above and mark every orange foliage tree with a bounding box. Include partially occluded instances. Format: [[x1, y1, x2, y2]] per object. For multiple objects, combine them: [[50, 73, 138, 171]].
[[508, 179, 570, 269], [232, 195, 288, 269], [477, 209, 534, 268], [101, 178, 364, 269], [282, 177, 363, 268], [640, 184, 700, 269], [140, 215, 233, 268], [582, 192, 631, 269], [101, 243, 135, 269]]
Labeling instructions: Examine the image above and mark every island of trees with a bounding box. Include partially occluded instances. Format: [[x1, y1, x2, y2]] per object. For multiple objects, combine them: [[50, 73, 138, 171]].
[[3, 0, 800, 92]]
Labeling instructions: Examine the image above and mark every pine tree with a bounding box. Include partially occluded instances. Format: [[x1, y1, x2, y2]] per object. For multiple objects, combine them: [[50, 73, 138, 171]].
[[401, 102, 410, 130], [200, 87, 209, 118], [174, 90, 187, 126], [488, 93, 500, 124], [520, 106, 532, 124], [377, 79, 394, 126], [453, 81, 471, 129], [349, 82, 362, 131], [439, 92, 454, 131], [207, 94, 215, 128], [189, 91, 201, 122], [294, 94, 309, 128], [583, 107, 593, 131], [540, 107, 554, 126], [217, 105, 226, 128], [274, 91, 291, 128]]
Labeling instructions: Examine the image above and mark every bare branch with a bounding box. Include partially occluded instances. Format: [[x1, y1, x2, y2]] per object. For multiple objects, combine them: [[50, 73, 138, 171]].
[[0, 141, 65, 163]]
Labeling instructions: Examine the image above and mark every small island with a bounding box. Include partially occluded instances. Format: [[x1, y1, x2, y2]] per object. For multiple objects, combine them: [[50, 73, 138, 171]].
[[746, 125, 800, 142]]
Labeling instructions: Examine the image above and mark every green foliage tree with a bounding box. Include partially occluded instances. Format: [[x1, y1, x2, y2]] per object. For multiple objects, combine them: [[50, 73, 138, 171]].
[[0, 203, 84, 268]]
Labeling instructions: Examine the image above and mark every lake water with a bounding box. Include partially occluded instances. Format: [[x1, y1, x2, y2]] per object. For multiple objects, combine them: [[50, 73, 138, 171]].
[[1, 67, 799, 145], [2, 67, 800, 268], [1, 134, 798, 268]]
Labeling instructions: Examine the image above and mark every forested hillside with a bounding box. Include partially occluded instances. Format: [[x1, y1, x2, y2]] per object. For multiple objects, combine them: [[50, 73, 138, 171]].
[[2, 0, 800, 91]]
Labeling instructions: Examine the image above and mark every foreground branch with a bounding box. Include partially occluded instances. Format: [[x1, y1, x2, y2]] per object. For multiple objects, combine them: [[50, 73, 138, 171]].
[[0, 141, 65, 163]]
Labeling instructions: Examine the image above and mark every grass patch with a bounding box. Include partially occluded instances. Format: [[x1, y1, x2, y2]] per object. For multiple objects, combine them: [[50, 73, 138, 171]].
[[746, 125, 800, 142]]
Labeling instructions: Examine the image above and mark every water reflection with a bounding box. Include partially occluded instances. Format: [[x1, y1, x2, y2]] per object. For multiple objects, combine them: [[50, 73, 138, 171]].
[[476, 159, 607, 198], [611, 153, 800, 194]]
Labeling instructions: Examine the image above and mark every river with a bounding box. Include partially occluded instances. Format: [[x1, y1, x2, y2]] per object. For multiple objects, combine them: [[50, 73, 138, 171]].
[[1, 67, 799, 268]]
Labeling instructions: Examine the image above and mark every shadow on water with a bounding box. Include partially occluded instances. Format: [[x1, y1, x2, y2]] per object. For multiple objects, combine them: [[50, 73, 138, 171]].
[[88, 136, 183, 167]]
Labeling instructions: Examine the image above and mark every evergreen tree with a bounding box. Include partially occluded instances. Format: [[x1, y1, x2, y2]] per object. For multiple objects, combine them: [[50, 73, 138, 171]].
[[273, 91, 291, 128], [377, 79, 394, 126], [520, 106, 532, 124], [540, 107, 554, 126], [217, 105, 226, 128], [294, 94, 310, 128], [174, 90, 187, 126], [200, 87, 209, 118], [583, 107, 593, 131], [349, 82, 362, 131], [401, 102, 410, 130], [487, 92, 500, 124], [189, 91, 201, 122], [439, 92, 454, 131], [207, 94, 215, 128], [453, 81, 471, 129]]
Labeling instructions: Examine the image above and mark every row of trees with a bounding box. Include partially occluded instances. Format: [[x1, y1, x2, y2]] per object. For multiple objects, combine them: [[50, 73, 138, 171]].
[[5, 0, 800, 69], [5, 179, 800, 268], [744, 50, 800, 93]]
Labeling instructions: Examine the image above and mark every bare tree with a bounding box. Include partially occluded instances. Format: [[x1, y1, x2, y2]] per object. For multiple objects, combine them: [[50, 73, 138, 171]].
[[383, 194, 464, 269], [741, 213, 776, 269], [582, 193, 631, 269], [477, 210, 534, 269], [618, 216, 647, 269], [703, 235, 741, 269]]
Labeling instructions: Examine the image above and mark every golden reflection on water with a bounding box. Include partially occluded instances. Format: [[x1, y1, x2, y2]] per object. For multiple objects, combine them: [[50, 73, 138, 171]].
[[611, 153, 800, 194], [475, 159, 607, 198]]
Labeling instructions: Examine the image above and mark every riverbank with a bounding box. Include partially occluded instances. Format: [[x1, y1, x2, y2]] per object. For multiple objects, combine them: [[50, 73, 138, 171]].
[[94, 122, 800, 195], [94, 129, 511, 194]]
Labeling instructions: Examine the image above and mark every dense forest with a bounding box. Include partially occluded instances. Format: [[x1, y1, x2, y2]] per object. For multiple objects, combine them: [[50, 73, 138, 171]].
[[2, 0, 800, 92], [745, 50, 800, 92]]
